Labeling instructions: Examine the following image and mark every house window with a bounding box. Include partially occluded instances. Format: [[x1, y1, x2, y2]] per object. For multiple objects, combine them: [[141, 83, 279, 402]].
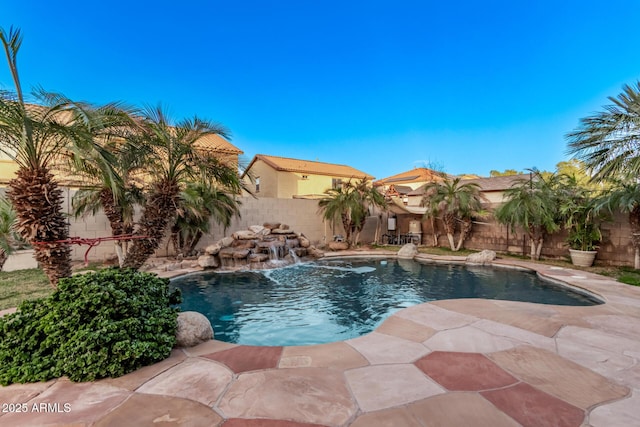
[[332, 178, 343, 189], [302, 175, 309, 180], [255, 177, 260, 193]]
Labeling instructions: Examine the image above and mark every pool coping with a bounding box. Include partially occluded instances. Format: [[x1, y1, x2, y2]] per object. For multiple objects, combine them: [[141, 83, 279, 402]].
[[2, 252, 640, 426]]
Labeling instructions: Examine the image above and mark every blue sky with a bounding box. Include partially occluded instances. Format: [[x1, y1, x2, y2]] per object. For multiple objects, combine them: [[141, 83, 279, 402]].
[[2, 1, 640, 179]]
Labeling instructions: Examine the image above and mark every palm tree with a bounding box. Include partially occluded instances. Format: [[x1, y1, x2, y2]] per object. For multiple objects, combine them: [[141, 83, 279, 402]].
[[318, 178, 386, 247], [595, 180, 640, 269], [72, 131, 146, 266], [170, 181, 241, 257], [421, 176, 486, 251], [495, 172, 561, 260], [0, 27, 118, 286], [121, 106, 244, 269], [0, 196, 18, 271], [566, 82, 640, 182], [351, 178, 386, 245]]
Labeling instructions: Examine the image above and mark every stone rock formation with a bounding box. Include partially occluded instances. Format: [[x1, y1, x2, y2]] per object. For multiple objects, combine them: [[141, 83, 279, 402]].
[[198, 222, 313, 270], [466, 249, 497, 265], [175, 311, 214, 347], [197, 254, 219, 268], [329, 241, 350, 251], [397, 243, 418, 258]]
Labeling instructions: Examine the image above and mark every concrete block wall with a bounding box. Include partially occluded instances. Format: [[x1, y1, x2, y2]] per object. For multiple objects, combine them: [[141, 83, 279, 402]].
[[2, 187, 637, 267], [197, 196, 340, 250]]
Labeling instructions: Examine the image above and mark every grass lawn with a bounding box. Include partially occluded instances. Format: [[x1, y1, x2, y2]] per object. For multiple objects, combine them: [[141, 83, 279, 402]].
[[0, 268, 52, 310]]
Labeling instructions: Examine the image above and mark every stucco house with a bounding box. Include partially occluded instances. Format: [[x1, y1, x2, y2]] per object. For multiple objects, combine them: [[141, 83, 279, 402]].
[[374, 167, 446, 203], [242, 154, 374, 199]]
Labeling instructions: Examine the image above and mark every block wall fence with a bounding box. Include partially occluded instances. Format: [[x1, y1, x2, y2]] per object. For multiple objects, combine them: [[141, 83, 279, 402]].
[[1, 188, 636, 267]]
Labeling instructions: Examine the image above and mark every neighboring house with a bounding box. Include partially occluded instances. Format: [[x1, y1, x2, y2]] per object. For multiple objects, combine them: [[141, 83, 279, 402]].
[[459, 174, 532, 205], [0, 133, 243, 188], [193, 134, 243, 169], [242, 154, 374, 198], [374, 168, 444, 198], [374, 167, 445, 210]]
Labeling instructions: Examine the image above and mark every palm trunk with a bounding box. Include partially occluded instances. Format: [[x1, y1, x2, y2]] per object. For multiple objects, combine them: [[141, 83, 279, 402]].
[[0, 248, 7, 271], [99, 188, 127, 266], [455, 218, 473, 251], [430, 217, 439, 246], [7, 167, 71, 287], [122, 180, 180, 269], [629, 208, 640, 269], [443, 214, 456, 251], [186, 230, 203, 256]]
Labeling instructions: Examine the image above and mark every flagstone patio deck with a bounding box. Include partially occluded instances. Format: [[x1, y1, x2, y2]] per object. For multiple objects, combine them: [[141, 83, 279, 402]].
[[1, 253, 640, 426]]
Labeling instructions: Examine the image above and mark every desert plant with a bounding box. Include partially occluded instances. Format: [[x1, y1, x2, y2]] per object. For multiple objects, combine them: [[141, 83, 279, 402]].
[[121, 106, 244, 269], [421, 176, 487, 251], [0, 268, 181, 385], [0, 27, 120, 286], [495, 171, 562, 260], [170, 181, 241, 257], [318, 178, 386, 246], [566, 81, 640, 181]]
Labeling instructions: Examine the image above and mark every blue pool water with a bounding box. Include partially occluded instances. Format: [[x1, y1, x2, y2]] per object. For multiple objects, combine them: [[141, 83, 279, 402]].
[[170, 258, 600, 346]]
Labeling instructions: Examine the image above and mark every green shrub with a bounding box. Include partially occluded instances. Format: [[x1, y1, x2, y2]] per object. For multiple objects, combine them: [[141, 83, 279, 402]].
[[0, 268, 181, 385]]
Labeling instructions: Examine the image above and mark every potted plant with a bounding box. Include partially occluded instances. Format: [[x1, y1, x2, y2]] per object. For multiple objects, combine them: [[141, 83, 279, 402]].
[[559, 178, 602, 267], [566, 216, 601, 267]]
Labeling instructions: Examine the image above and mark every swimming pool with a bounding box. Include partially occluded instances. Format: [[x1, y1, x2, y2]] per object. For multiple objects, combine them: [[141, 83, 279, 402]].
[[170, 258, 600, 346]]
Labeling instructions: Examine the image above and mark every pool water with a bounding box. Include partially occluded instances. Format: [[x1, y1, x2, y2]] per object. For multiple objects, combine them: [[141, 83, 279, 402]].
[[170, 258, 600, 346]]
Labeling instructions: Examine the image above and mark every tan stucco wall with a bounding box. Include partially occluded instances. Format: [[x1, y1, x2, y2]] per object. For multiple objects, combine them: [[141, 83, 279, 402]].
[[245, 160, 279, 198], [245, 160, 345, 198], [296, 173, 335, 196], [0, 160, 19, 184]]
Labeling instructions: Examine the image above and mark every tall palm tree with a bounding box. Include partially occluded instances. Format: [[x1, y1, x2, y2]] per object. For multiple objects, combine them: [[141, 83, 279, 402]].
[[318, 178, 386, 246], [421, 176, 486, 251], [595, 180, 640, 269], [351, 178, 386, 245], [0, 27, 118, 286], [121, 106, 244, 269], [170, 181, 241, 257], [495, 172, 561, 260], [72, 131, 146, 266], [566, 81, 640, 181]]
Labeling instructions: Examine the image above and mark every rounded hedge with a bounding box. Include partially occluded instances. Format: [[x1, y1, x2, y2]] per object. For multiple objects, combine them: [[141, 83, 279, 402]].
[[0, 268, 181, 385]]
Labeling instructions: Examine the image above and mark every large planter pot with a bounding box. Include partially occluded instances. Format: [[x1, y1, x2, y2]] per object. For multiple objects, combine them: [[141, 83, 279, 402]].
[[569, 249, 597, 267]]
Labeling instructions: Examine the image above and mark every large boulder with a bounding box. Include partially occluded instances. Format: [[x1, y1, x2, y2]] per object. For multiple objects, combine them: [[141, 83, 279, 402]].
[[233, 230, 257, 240], [307, 246, 325, 258], [328, 241, 350, 251], [232, 249, 251, 259], [198, 255, 219, 268], [219, 247, 235, 259], [466, 250, 497, 265], [299, 235, 311, 248], [249, 225, 266, 234], [204, 244, 221, 255], [249, 253, 270, 263], [175, 311, 214, 348], [263, 222, 281, 230], [397, 243, 418, 258], [219, 236, 234, 247]]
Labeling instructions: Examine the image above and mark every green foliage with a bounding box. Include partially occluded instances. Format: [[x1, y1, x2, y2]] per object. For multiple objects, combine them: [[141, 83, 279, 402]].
[[421, 176, 487, 251], [490, 169, 523, 177], [566, 81, 640, 182], [0, 268, 181, 385], [318, 178, 386, 245], [557, 174, 604, 251]]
